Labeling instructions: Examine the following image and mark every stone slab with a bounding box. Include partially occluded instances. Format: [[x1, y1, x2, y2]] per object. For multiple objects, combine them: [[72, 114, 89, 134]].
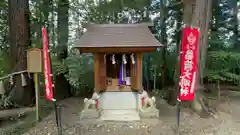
[[139, 108, 159, 118], [99, 92, 139, 110], [80, 109, 100, 120], [100, 109, 140, 121]]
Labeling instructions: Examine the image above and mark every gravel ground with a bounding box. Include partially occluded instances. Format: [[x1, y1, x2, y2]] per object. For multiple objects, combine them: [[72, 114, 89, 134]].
[[21, 96, 240, 135]]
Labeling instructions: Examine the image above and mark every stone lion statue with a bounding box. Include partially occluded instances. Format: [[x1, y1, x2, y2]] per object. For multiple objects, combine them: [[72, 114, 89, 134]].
[[140, 90, 156, 109], [83, 92, 100, 110]]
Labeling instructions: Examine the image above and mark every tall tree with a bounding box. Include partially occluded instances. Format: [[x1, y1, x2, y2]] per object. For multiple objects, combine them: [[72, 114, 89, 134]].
[[209, 0, 222, 51], [231, 0, 240, 50], [8, 0, 35, 105], [160, 0, 167, 88], [55, 0, 71, 99], [182, 0, 213, 116], [168, 0, 183, 105]]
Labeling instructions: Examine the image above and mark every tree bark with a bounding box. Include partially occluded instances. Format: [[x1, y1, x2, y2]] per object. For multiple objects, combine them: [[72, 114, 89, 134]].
[[232, 0, 239, 50], [160, 0, 167, 88], [168, 0, 182, 105], [185, 0, 212, 116], [55, 0, 71, 100], [192, 0, 212, 85], [8, 0, 35, 106], [182, 0, 213, 117]]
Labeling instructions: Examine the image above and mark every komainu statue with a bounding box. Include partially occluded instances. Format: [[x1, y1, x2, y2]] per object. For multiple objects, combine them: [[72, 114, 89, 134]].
[[139, 90, 159, 118], [140, 90, 156, 109], [83, 92, 100, 110]]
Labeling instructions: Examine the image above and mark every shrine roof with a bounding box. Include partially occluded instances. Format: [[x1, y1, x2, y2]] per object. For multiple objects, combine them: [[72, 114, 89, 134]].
[[73, 23, 163, 48]]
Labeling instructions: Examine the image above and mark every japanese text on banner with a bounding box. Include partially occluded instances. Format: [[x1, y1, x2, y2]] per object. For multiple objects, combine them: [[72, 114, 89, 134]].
[[179, 27, 199, 101]]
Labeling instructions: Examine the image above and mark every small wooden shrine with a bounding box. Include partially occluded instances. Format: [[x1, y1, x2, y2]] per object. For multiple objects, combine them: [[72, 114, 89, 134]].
[[74, 23, 162, 121], [74, 23, 162, 92]]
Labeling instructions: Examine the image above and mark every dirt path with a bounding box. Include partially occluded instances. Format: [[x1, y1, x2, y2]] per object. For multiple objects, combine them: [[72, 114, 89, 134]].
[[22, 97, 240, 135]]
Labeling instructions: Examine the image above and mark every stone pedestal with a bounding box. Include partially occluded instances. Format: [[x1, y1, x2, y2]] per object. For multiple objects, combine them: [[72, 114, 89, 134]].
[[80, 109, 100, 120], [139, 107, 159, 118], [99, 92, 138, 110]]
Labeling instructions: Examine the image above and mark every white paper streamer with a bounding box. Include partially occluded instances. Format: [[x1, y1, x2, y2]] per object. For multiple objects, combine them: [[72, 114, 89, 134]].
[[112, 54, 116, 64], [131, 53, 135, 64], [122, 54, 127, 64]]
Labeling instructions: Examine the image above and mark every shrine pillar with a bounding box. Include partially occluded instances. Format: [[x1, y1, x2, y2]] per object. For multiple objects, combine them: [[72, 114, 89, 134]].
[[93, 53, 106, 92], [131, 53, 143, 93]]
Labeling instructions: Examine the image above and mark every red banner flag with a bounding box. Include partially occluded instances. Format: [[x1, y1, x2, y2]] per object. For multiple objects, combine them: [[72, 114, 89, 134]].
[[42, 27, 54, 101], [179, 27, 199, 101]]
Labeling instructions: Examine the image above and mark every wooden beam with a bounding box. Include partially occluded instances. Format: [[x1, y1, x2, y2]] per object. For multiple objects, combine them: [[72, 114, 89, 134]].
[[79, 47, 157, 53], [0, 107, 35, 119]]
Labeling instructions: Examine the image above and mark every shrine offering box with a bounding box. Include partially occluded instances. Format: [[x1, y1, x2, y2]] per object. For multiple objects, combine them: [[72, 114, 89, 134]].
[[107, 78, 119, 90]]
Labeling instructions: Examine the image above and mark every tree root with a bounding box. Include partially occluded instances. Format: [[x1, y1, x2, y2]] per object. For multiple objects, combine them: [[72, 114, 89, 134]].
[[190, 91, 218, 118], [0, 107, 35, 120]]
